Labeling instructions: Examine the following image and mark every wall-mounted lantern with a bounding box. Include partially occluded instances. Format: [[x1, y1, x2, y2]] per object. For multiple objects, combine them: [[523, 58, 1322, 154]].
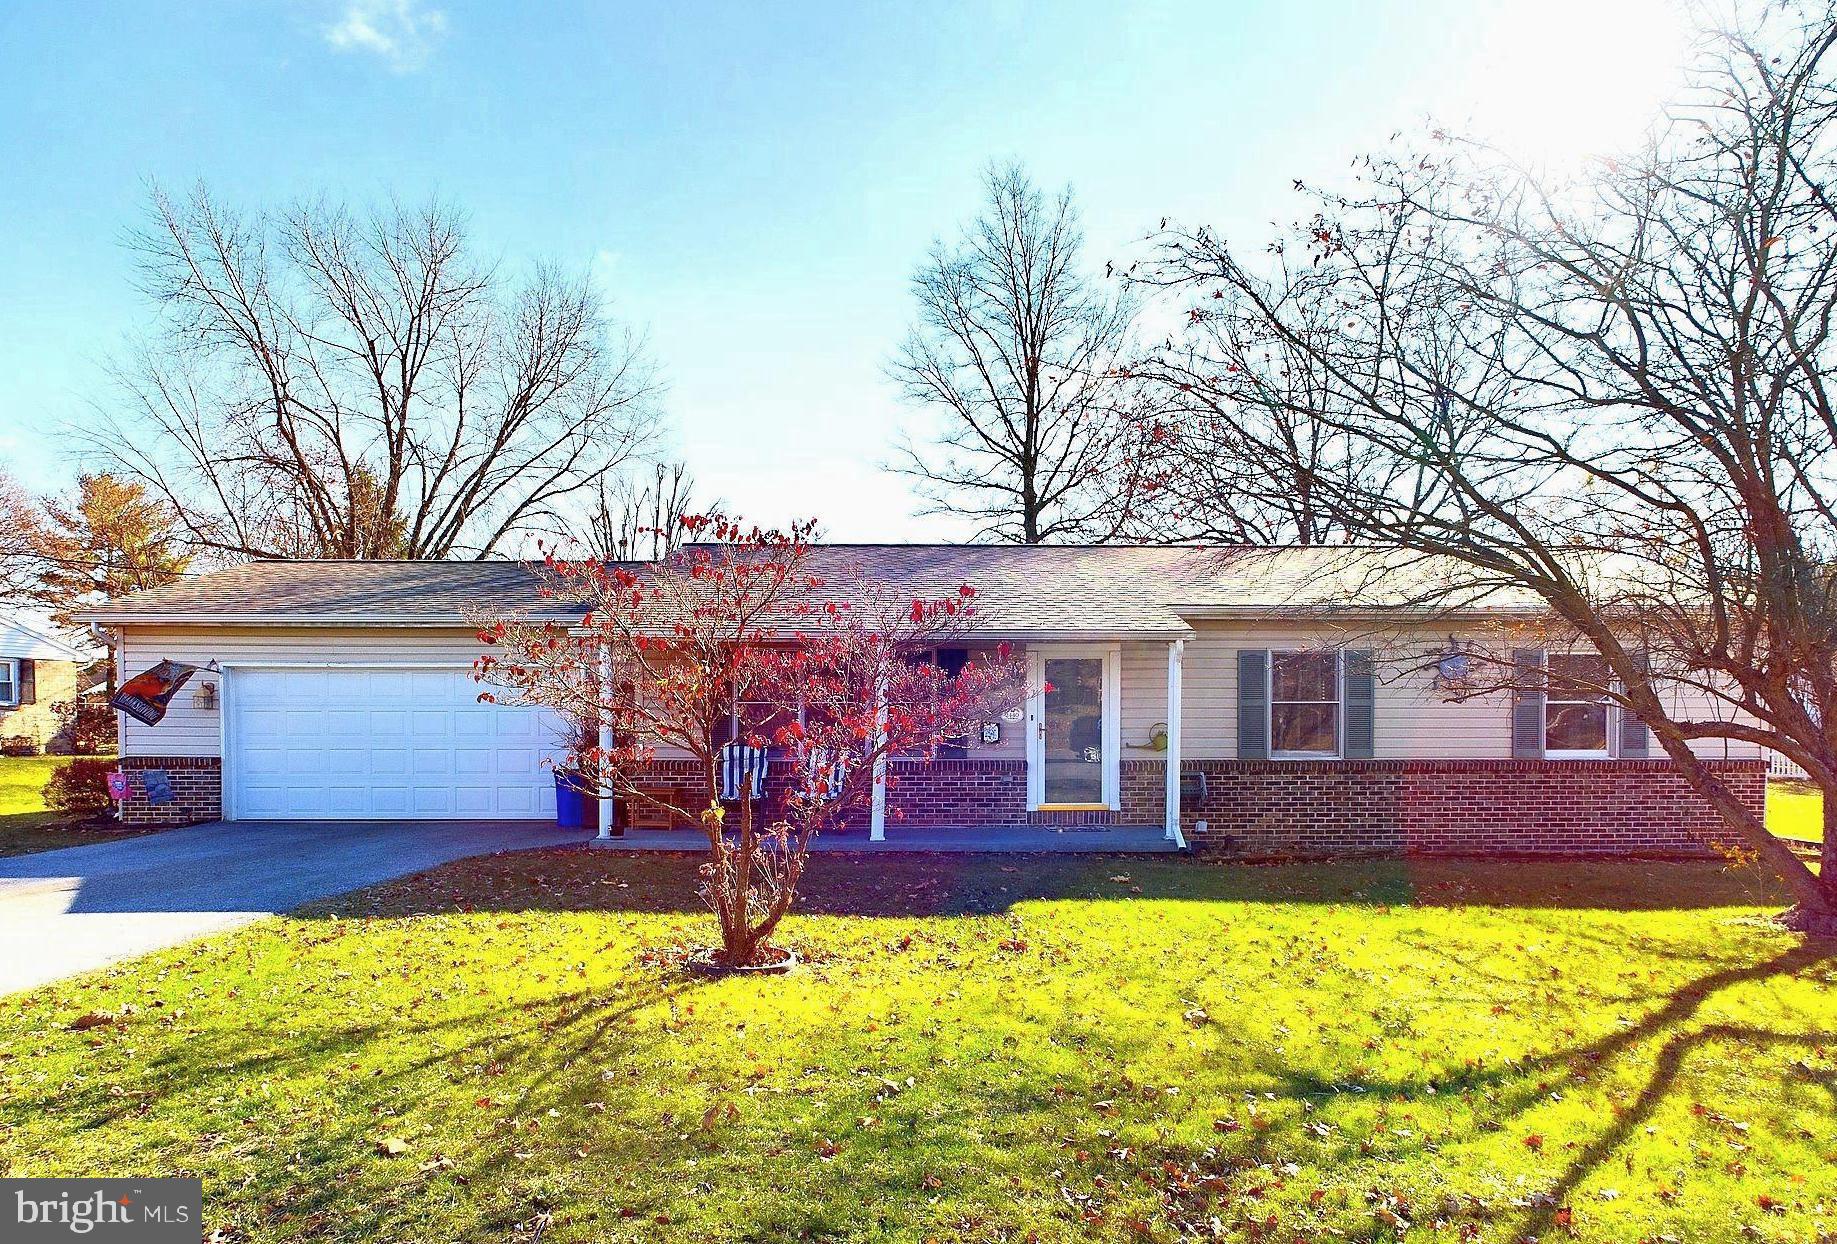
[[191, 681, 218, 711]]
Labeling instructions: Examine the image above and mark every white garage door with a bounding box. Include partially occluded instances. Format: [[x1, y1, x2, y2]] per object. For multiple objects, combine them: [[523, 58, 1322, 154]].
[[230, 667, 565, 820]]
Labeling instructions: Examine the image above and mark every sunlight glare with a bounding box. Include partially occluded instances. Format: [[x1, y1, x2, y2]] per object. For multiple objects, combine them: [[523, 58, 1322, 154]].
[[1441, 0, 1696, 167]]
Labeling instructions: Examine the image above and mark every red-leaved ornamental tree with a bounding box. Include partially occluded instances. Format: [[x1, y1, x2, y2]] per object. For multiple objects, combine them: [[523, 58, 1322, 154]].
[[471, 515, 1025, 968]]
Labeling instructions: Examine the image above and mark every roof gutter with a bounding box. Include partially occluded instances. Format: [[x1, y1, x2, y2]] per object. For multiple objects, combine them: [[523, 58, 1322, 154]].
[[558, 625, 1197, 643], [1169, 604, 1550, 622], [77, 612, 1195, 644], [69, 613, 581, 628]]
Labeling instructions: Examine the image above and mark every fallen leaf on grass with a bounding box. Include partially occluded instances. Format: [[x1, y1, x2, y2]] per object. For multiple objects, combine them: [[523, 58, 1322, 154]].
[[376, 1137, 410, 1157]]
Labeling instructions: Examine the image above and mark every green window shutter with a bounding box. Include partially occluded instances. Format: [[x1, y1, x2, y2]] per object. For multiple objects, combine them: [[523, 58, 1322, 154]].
[[1237, 650, 1269, 759], [1343, 650, 1375, 759], [1618, 650, 1650, 757], [1511, 649, 1545, 758]]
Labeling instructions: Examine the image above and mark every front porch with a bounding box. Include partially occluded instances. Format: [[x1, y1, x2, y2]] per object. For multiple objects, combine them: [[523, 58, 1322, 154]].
[[608, 635, 1195, 846], [587, 824, 1182, 853]]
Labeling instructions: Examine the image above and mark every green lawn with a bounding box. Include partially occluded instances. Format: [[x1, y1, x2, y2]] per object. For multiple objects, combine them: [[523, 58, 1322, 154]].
[[1768, 780, 1825, 844], [0, 753, 138, 856], [1, 851, 1831, 1243], [0, 754, 89, 855]]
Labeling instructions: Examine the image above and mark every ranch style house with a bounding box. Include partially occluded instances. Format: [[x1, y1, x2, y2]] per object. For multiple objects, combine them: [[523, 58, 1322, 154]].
[[76, 545, 1764, 855]]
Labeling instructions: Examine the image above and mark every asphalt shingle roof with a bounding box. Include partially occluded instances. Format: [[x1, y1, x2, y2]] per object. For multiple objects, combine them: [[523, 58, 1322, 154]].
[[77, 545, 1541, 633]]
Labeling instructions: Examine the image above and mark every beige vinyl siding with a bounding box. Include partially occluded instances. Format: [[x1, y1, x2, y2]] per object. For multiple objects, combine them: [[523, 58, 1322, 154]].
[[1118, 641, 1169, 757], [1660, 679, 1766, 761], [115, 621, 1766, 765], [947, 645, 1025, 760], [117, 627, 497, 758], [117, 627, 1039, 763], [1166, 622, 1511, 761], [1169, 622, 1763, 761]]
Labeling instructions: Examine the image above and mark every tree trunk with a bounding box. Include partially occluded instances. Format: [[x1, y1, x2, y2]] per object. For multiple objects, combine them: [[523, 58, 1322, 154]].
[[1821, 788, 1837, 911], [1778, 782, 1837, 937], [1647, 731, 1832, 925], [748, 848, 808, 952], [723, 789, 758, 965]]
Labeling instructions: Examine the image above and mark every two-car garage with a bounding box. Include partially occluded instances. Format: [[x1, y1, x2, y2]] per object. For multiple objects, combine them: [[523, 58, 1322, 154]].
[[228, 667, 564, 821]]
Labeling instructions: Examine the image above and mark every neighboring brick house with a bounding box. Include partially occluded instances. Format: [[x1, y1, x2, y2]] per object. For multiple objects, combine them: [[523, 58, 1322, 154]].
[[75, 547, 1766, 851], [0, 615, 90, 754]]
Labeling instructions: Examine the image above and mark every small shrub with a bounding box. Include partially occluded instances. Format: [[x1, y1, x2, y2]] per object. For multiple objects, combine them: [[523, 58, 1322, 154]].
[[43, 759, 116, 814], [0, 736, 40, 757], [52, 699, 116, 755]]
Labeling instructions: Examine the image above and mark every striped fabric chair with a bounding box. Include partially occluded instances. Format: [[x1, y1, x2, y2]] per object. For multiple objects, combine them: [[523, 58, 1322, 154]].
[[719, 743, 769, 801]]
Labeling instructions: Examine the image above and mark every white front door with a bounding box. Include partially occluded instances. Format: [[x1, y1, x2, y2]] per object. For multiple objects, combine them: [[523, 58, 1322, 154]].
[[1025, 644, 1121, 811], [227, 667, 565, 820]]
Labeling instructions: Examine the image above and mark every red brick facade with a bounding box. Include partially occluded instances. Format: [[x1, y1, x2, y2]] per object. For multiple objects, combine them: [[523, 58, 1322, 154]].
[[113, 751, 1768, 858], [1121, 757, 1766, 857], [118, 756, 223, 826], [888, 759, 1029, 827], [621, 757, 1031, 831]]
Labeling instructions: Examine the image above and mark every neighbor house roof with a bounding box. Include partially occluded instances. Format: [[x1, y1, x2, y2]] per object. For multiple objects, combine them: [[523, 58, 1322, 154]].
[[74, 545, 1544, 636], [0, 614, 94, 662]]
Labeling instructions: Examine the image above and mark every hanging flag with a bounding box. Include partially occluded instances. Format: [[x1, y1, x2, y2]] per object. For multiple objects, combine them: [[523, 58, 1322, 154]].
[[111, 660, 206, 726]]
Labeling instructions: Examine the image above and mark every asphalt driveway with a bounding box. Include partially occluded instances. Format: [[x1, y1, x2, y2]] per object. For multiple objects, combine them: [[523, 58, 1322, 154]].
[[0, 820, 584, 994]]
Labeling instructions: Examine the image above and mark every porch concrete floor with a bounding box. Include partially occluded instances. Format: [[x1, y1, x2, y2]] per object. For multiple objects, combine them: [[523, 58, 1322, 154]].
[[586, 826, 1182, 853]]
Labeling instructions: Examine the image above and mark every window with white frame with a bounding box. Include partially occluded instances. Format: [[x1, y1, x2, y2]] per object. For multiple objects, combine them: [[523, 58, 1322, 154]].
[[1545, 653, 1613, 757], [1270, 649, 1340, 757], [0, 659, 16, 708]]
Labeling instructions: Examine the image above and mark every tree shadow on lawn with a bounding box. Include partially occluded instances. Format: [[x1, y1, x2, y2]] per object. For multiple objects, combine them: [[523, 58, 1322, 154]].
[[20, 851, 1826, 1241], [25, 972, 716, 1241], [308, 848, 1803, 922], [1241, 938, 1835, 1240], [34, 963, 1192, 1243]]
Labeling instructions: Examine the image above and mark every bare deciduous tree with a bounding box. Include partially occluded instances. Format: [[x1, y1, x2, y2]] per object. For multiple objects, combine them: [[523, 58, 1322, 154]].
[[891, 163, 1142, 543], [585, 461, 707, 562], [0, 471, 38, 597], [1144, 2, 1837, 925], [1128, 268, 1407, 544], [82, 185, 663, 560]]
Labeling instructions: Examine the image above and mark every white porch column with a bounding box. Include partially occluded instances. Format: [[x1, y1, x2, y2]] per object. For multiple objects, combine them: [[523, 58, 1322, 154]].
[[597, 641, 615, 839], [869, 671, 889, 842], [1164, 638, 1184, 841]]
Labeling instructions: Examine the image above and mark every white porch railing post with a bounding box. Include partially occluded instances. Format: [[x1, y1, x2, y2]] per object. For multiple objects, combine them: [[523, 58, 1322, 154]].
[[1165, 638, 1184, 842], [597, 641, 615, 839], [869, 670, 889, 842]]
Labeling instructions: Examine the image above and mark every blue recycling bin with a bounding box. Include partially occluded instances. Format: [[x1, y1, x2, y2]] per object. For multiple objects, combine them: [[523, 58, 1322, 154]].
[[554, 771, 598, 829]]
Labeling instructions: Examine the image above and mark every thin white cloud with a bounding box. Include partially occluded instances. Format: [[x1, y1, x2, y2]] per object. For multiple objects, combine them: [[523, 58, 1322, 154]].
[[324, 0, 448, 72]]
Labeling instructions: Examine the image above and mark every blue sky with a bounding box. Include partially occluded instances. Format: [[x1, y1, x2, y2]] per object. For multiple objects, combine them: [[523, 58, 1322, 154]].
[[0, 0, 1692, 542]]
